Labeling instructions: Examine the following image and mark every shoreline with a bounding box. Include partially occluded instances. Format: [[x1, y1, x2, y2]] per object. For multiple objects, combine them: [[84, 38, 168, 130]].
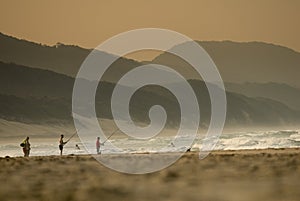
[[1, 147, 299, 159]]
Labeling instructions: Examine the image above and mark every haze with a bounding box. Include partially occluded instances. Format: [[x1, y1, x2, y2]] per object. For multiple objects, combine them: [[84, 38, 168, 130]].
[[1, 0, 300, 59]]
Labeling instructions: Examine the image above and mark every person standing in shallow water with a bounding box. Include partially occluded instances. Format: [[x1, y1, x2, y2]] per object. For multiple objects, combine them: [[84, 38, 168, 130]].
[[96, 137, 101, 154], [22, 137, 31, 157], [59, 134, 67, 156]]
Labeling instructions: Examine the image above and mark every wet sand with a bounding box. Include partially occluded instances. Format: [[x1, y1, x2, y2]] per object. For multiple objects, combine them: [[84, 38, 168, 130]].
[[0, 148, 299, 201]]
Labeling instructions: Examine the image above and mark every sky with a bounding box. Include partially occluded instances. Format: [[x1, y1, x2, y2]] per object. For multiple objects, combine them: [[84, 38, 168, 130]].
[[1, 0, 300, 54]]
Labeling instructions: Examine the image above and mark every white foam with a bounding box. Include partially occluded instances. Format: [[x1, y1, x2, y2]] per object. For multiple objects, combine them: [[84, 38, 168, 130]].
[[1, 130, 300, 157]]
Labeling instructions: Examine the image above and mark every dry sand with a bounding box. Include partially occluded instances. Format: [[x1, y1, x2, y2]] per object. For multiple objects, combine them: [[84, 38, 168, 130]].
[[0, 148, 299, 201]]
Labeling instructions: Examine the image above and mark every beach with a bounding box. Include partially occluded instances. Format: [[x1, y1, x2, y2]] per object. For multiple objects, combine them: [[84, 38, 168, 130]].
[[0, 148, 299, 201]]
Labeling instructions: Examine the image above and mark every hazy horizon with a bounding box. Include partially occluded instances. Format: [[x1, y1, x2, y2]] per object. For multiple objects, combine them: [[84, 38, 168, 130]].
[[1, 0, 300, 58], [3, 30, 300, 62]]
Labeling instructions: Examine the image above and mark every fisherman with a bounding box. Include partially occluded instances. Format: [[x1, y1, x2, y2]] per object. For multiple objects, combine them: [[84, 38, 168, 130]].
[[22, 136, 31, 157], [96, 137, 101, 154], [59, 134, 67, 156]]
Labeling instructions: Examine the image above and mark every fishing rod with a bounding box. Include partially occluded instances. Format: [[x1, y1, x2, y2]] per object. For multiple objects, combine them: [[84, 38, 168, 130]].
[[102, 128, 120, 144], [65, 130, 78, 144]]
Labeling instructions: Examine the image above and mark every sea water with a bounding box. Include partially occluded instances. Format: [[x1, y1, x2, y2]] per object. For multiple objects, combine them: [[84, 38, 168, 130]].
[[1, 130, 300, 157]]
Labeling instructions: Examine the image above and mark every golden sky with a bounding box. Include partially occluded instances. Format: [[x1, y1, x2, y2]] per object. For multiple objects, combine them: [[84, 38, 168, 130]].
[[1, 0, 300, 53]]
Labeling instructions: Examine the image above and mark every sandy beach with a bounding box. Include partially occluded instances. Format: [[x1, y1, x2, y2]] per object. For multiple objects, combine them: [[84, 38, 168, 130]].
[[0, 148, 299, 201]]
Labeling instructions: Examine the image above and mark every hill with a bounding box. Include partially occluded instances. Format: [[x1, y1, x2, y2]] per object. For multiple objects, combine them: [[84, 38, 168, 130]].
[[0, 32, 141, 83], [225, 82, 300, 111], [152, 40, 300, 87], [0, 62, 299, 127], [2, 33, 300, 87]]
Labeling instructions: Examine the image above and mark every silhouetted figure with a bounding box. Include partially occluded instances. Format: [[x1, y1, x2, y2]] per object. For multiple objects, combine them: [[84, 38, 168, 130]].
[[22, 137, 31, 157], [59, 134, 67, 156], [96, 137, 101, 154]]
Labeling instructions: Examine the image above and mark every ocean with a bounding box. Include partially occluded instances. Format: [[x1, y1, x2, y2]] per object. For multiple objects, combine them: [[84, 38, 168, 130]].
[[1, 130, 300, 157]]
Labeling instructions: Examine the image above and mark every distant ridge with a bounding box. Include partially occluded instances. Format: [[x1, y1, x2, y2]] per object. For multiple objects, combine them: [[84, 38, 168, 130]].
[[1, 61, 300, 126], [152, 40, 300, 87], [0, 32, 141, 82], [1, 33, 300, 127], [2, 32, 300, 86], [226, 82, 300, 111]]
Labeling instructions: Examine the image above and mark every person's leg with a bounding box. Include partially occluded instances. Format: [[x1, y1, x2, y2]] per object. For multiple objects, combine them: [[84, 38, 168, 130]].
[[59, 145, 62, 156], [23, 148, 26, 157]]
